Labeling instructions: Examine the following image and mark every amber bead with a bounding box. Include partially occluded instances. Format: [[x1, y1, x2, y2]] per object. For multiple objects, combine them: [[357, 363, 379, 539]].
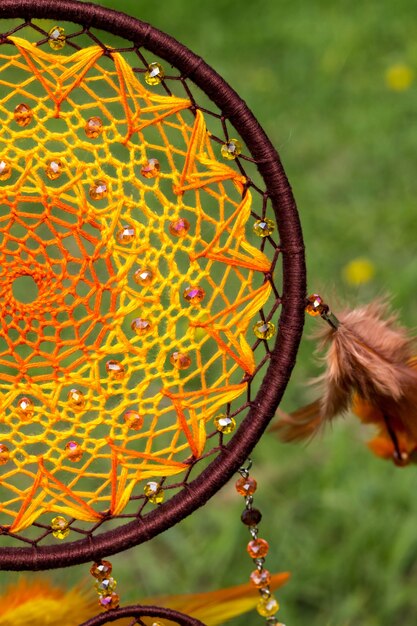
[[0, 159, 11, 181], [123, 410, 144, 431], [253, 218, 275, 237], [17, 396, 34, 419], [144, 481, 164, 504], [257, 595, 280, 617], [46, 159, 63, 181], [141, 158, 160, 178], [241, 507, 262, 526], [221, 139, 242, 160], [48, 26, 66, 50], [89, 180, 108, 200], [250, 568, 271, 589], [253, 320, 276, 340], [235, 475, 257, 496], [0, 444, 10, 465], [247, 538, 269, 558], [51, 516, 70, 540], [85, 116, 103, 139], [170, 352, 191, 370], [116, 226, 135, 244], [131, 318, 152, 336], [183, 286, 205, 305], [90, 560, 113, 579], [169, 218, 190, 237], [68, 388, 86, 411], [305, 293, 326, 317], [65, 441, 83, 462], [106, 360, 125, 380], [214, 414, 236, 434], [14, 103, 33, 127], [99, 592, 120, 610], [134, 268, 154, 286], [145, 62, 165, 85]]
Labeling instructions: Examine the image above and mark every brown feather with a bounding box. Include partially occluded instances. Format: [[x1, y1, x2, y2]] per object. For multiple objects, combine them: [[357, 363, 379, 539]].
[[273, 298, 417, 457]]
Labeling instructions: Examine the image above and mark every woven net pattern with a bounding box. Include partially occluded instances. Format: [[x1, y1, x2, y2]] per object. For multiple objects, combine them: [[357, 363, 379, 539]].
[[0, 19, 285, 550]]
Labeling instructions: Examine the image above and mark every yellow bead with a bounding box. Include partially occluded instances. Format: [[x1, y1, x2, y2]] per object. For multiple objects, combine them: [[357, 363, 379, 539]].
[[106, 360, 125, 380], [51, 516, 70, 540], [0, 159, 11, 181], [65, 441, 83, 462], [170, 352, 191, 370], [134, 268, 154, 286], [131, 318, 152, 336], [145, 62, 165, 85], [0, 444, 10, 465], [116, 226, 135, 244], [257, 595, 280, 617], [144, 481, 164, 504], [253, 320, 276, 340], [46, 159, 63, 180], [99, 592, 120, 610], [17, 396, 34, 419], [221, 139, 242, 160], [169, 218, 190, 237], [85, 116, 103, 139], [183, 286, 205, 305], [14, 103, 33, 127], [141, 158, 160, 178], [90, 560, 113, 579], [68, 388, 86, 411], [214, 414, 236, 434], [48, 26, 66, 50], [96, 577, 117, 593], [305, 294, 325, 317], [89, 180, 108, 200], [123, 410, 144, 430], [253, 218, 275, 237]]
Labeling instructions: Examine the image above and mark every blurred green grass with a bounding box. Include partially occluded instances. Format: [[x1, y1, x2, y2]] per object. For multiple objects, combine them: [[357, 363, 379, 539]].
[[3, 1, 417, 625]]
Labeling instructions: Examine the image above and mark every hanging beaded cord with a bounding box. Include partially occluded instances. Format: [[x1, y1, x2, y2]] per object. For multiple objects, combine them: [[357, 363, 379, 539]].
[[238, 459, 286, 626], [0, 22, 283, 545]]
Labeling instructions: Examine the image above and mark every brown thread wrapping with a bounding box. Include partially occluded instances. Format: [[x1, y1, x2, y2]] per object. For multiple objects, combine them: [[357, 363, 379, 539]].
[[79, 605, 206, 626], [0, 0, 306, 570]]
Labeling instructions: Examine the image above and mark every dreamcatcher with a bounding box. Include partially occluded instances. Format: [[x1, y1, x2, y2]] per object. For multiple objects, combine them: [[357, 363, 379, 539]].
[[0, 0, 305, 624]]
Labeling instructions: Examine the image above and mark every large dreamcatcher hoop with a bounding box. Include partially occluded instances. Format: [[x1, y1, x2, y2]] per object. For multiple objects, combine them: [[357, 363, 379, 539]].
[[0, 0, 305, 571]]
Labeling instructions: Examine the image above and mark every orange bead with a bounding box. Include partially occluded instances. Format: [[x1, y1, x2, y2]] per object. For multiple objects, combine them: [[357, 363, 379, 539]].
[[90, 560, 113, 579], [250, 568, 271, 588], [14, 103, 33, 127], [169, 218, 190, 237], [247, 538, 269, 558], [123, 410, 143, 430], [235, 475, 257, 496]]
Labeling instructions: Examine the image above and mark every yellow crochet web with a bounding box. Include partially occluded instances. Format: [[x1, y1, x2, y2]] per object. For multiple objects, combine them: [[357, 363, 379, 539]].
[[0, 33, 275, 537]]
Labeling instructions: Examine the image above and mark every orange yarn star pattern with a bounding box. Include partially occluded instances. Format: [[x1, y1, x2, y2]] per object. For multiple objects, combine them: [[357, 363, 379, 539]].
[[0, 36, 274, 534]]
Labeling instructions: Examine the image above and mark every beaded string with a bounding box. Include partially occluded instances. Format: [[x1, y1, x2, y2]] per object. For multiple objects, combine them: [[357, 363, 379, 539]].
[[90, 559, 120, 611], [237, 459, 286, 626]]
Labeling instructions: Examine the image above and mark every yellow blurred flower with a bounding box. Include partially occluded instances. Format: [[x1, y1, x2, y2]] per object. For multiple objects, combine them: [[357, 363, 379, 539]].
[[342, 257, 375, 285], [0, 572, 290, 626], [385, 63, 414, 91]]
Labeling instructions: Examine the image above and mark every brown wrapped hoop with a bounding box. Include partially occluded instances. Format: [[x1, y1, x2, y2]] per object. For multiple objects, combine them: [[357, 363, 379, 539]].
[[79, 605, 206, 626], [0, 0, 305, 570]]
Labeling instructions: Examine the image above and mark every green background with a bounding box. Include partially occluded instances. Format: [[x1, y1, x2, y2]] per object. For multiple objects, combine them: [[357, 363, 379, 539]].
[[4, 1, 417, 625]]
